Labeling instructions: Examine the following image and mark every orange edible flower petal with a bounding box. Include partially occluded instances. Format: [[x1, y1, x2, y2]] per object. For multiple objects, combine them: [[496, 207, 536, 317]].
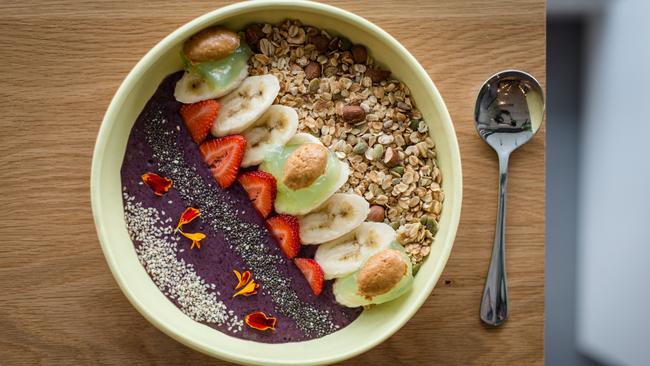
[[233, 270, 251, 290], [232, 269, 258, 297], [233, 279, 259, 298], [240, 272, 251, 289], [175, 207, 201, 232], [245, 311, 276, 331], [141, 172, 172, 196], [233, 270, 242, 283], [180, 231, 206, 249]]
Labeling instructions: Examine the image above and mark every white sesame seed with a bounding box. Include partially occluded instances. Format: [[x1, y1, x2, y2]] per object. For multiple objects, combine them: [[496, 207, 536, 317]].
[[124, 195, 242, 330]]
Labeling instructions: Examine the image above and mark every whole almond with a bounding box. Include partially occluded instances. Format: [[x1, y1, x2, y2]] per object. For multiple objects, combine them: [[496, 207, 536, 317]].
[[342, 105, 366, 123], [304, 62, 322, 80], [365, 68, 391, 83], [367, 205, 385, 222], [351, 44, 368, 64], [183, 27, 240, 63], [383, 146, 400, 167], [310, 34, 330, 53]]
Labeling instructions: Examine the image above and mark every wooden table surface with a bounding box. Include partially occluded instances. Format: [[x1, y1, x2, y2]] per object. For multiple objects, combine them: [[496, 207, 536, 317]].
[[0, 1, 545, 364]]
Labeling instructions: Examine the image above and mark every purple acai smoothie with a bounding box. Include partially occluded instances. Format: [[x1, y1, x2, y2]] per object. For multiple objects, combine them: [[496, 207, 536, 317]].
[[120, 72, 362, 343]]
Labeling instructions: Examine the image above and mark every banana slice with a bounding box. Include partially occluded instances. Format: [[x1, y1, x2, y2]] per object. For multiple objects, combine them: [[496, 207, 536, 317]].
[[287, 132, 322, 146], [211, 74, 280, 137], [314, 232, 363, 280], [299, 193, 370, 245], [174, 67, 248, 104], [241, 105, 298, 167], [315, 222, 396, 279]]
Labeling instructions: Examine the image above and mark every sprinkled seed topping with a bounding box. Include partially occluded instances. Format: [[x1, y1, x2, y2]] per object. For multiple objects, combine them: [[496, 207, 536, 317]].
[[142, 109, 336, 337], [123, 192, 243, 332]]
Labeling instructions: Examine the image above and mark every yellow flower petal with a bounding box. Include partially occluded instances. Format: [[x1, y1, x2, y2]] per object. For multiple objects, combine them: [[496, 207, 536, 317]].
[[233, 280, 259, 298], [180, 231, 206, 250]]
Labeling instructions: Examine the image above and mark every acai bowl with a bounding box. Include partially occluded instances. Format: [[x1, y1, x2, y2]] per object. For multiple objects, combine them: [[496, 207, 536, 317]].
[[91, 1, 461, 365]]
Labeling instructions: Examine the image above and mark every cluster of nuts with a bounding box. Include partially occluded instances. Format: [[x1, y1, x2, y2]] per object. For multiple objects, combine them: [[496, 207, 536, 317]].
[[244, 19, 444, 264]]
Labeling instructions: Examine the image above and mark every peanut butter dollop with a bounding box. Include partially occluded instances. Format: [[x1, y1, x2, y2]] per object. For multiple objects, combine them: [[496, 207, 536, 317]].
[[356, 249, 407, 298], [283, 143, 328, 190], [183, 27, 240, 63]]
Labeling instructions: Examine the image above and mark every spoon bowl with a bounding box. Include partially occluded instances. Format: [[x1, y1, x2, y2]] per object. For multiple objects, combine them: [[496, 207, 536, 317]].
[[475, 70, 545, 155], [474, 70, 544, 326]]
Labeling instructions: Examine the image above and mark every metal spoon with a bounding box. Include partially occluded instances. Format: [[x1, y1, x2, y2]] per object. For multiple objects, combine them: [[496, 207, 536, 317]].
[[474, 70, 545, 326]]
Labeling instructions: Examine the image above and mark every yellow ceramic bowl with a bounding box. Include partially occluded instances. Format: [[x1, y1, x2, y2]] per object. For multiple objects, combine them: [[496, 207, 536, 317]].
[[91, 1, 462, 365]]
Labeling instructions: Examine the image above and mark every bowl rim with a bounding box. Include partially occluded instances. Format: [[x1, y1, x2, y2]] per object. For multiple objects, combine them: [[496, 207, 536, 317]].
[[91, 1, 462, 364]]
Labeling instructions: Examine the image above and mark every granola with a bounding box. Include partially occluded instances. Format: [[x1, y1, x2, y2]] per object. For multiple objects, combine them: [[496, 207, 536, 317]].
[[245, 19, 444, 264]]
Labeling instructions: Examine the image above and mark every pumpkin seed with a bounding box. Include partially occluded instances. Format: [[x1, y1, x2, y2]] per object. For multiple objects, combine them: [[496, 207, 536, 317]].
[[372, 144, 384, 160], [420, 215, 439, 234], [308, 78, 320, 94], [390, 165, 404, 176], [353, 141, 368, 154]]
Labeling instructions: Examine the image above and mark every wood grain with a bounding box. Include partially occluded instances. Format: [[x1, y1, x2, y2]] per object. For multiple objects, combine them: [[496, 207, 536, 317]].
[[0, 0, 545, 364]]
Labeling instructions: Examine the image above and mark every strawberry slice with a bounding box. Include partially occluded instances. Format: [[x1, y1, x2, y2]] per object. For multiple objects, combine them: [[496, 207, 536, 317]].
[[266, 214, 301, 259], [239, 171, 277, 218], [180, 100, 220, 144], [199, 135, 246, 188], [294, 258, 324, 296]]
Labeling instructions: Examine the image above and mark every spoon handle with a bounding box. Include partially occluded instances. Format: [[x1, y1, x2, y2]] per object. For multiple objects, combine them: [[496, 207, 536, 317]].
[[480, 152, 510, 326]]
